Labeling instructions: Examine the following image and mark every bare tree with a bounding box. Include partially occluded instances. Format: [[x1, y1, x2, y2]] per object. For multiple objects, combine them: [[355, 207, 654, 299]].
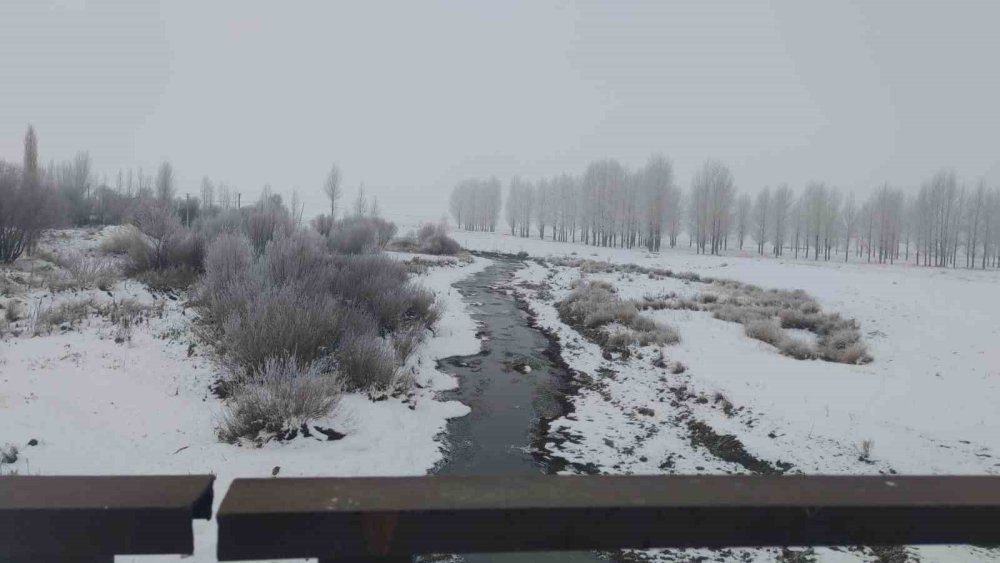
[[155, 161, 175, 204], [841, 192, 858, 261], [353, 183, 368, 216], [689, 159, 735, 255], [200, 177, 215, 211], [771, 184, 793, 256], [323, 164, 342, 217], [735, 193, 751, 251], [1, 128, 62, 262], [752, 187, 771, 254]]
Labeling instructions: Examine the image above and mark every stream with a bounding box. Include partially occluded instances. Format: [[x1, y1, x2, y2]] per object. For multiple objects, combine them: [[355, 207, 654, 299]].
[[435, 259, 604, 562]]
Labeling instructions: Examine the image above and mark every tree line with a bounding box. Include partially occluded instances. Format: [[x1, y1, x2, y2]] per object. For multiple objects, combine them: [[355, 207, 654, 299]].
[[449, 157, 1000, 269], [0, 126, 391, 264]]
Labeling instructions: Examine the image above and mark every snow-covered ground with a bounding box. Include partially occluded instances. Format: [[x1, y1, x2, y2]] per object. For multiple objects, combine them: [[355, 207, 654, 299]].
[[453, 229, 1000, 562], [4, 227, 1000, 562], [0, 228, 489, 562]]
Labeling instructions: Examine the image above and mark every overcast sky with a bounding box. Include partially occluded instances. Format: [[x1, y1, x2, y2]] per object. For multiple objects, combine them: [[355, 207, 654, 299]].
[[3, 0, 999, 224]]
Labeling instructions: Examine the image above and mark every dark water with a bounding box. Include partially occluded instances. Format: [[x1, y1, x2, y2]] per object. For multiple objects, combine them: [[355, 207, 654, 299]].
[[435, 260, 604, 562]]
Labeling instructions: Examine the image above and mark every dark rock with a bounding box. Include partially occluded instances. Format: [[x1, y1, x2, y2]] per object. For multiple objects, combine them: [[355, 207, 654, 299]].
[[314, 426, 347, 441], [27, 439, 38, 446]]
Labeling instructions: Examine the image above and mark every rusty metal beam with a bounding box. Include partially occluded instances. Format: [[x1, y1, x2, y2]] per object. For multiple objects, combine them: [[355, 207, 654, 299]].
[[215, 474, 1000, 560], [0, 474, 214, 561]]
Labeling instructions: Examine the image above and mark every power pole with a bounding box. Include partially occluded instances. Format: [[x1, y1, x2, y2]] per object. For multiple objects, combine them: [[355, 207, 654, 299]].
[[185, 193, 190, 227], [237, 192, 241, 209]]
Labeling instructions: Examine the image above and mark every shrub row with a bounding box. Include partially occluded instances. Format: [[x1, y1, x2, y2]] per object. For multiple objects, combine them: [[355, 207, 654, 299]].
[[557, 280, 679, 352], [198, 228, 440, 441]]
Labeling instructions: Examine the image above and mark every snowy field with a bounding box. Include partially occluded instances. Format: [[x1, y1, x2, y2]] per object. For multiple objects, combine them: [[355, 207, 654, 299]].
[[3, 227, 1000, 562], [453, 229, 1000, 563], [0, 228, 488, 562]]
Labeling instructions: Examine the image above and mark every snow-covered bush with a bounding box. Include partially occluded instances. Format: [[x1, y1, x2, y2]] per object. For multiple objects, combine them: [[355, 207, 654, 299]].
[[41, 251, 121, 291], [744, 319, 784, 347], [99, 225, 143, 255], [30, 298, 96, 335], [336, 331, 399, 391], [118, 201, 206, 289], [415, 222, 461, 255], [219, 356, 342, 443], [559, 280, 679, 350], [242, 204, 293, 254], [559, 280, 638, 328], [327, 216, 397, 254], [219, 283, 375, 378], [200, 228, 437, 400], [777, 336, 816, 360], [328, 254, 440, 333], [310, 213, 335, 237]]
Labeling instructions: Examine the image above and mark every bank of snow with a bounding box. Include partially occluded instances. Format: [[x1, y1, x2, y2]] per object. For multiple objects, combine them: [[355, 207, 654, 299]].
[[0, 229, 490, 562]]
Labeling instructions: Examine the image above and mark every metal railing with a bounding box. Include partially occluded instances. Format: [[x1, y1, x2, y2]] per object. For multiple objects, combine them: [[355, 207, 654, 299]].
[[0, 475, 214, 562], [215, 475, 1000, 561], [4, 474, 1000, 561]]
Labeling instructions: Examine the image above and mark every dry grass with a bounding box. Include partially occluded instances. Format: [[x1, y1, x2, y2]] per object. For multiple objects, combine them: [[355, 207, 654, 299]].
[[558, 280, 680, 350]]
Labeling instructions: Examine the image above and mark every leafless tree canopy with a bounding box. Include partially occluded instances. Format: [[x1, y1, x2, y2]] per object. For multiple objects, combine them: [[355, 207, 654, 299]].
[[459, 156, 999, 269]]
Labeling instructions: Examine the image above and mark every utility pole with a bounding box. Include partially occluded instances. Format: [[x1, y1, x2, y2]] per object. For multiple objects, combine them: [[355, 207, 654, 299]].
[[237, 192, 241, 209], [185, 193, 190, 227]]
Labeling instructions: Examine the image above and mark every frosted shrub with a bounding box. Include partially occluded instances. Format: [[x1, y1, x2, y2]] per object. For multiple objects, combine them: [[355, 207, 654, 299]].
[[327, 216, 398, 254], [415, 223, 461, 255], [200, 233, 253, 301], [219, 356, 342, 442], [43, 251, 122, 291], [336, 332, 399, 391], [258, 231, 332, 293], [777, 337, 816, 360], [329, 255, 440, 333], [744, 319, 784, 347], [220, 284, 363, 373], [99, 225, 143, 255], [193, 208, 242, 241], [559, 280, 680, 350], [242, 205, 293, 254], [559, 280, 636, 328], [31, 298, 96, 335], [199, 228, 434, 399], [310, 214, 336, 237]]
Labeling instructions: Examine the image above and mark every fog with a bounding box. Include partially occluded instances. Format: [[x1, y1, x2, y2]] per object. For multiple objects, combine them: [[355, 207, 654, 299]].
[[3, 0, 999, 224]]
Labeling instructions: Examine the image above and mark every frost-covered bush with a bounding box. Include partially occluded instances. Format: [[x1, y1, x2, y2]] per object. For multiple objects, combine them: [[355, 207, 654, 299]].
[[329, 255, 440, 333], [193, 208, 243, 241], [30, 298, 96, 335], [777, 337, 816, 360], [219, 356, 342, 442], [42, 251, 121, 291], [559, 280, 638, 328], [327, 216, 397, 254], [220, 283, 362, 372], [242, 204, 293, 254], [744, 319, 784, 347], [336, 332, 399, 390], [99, 225, 143, 255], [415, 222, 461, 255], [310, 214, 336, 237], [199, 229, 437, 399], [559, 280, 679, 350], [119, 201, 206, 288]]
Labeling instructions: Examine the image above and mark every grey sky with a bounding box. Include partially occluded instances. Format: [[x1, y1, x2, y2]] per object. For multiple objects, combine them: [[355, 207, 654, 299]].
[[3, 0, 999, 224]]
